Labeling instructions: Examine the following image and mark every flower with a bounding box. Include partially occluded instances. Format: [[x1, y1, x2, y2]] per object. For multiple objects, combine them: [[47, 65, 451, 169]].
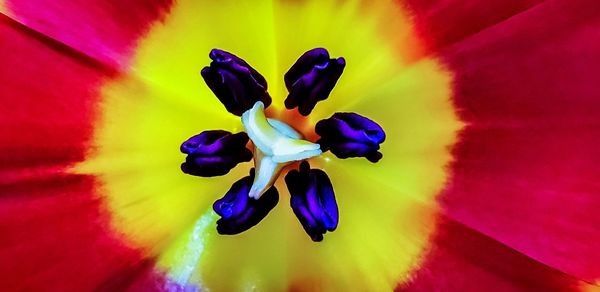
[[2, 0, 600, 291], [183, 48, 385, 241]]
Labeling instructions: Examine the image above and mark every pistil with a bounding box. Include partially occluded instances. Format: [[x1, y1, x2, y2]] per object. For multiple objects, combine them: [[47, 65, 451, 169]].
[[241, 101, 322, 199]]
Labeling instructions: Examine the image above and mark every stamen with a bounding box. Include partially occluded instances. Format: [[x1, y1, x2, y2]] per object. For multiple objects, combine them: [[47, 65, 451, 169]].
[[183, 48, 386, 239], [241, 101, 322, 199]]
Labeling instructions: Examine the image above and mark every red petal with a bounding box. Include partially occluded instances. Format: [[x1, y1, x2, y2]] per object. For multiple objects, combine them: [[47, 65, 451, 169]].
[[434, 0, 600, 281], [0, 15, 102, 177], [399, 218, 583, 291], [3, 0, 173, 68], [0, 16, 163, 291], [403, 0, 543, 52]]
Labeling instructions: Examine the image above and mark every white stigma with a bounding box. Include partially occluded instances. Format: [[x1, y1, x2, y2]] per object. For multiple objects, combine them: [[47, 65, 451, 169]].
[[241, 102, 322, 199]]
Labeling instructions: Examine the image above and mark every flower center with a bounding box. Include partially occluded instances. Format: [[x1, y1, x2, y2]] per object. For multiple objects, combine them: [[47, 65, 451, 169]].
[[241, 101, 322, 199]]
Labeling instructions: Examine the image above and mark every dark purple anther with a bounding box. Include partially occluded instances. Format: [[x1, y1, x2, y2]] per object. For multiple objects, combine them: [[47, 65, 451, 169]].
[[213, 169, 279, 235], [315, 113, 386, 163], [201, 49, 272, 116], [284, 48, 345, 116], [180, 130, 252, 177], [285, 161, 338, 242]]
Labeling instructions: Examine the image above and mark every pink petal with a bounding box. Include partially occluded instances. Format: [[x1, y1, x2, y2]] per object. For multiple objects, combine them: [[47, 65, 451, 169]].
[[399, 218, 583, 291], [0, 15, 100, 179], [0, 15, 164, 291], [403, 0, 543, 51], [426, 0, 600, 281], [3, 0, 174, 68]]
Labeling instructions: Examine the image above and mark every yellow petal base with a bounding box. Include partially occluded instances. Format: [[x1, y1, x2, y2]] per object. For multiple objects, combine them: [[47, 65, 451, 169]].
[[72, 0, 463, 290]]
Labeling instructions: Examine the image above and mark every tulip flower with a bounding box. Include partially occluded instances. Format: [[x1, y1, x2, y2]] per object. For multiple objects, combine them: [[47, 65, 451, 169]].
[[1, 0, 599, 291]]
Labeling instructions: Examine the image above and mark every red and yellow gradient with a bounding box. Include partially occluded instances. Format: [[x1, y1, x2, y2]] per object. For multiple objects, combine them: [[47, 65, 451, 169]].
[[72, 0, 460, 290], [2, 0, 600, 291]]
